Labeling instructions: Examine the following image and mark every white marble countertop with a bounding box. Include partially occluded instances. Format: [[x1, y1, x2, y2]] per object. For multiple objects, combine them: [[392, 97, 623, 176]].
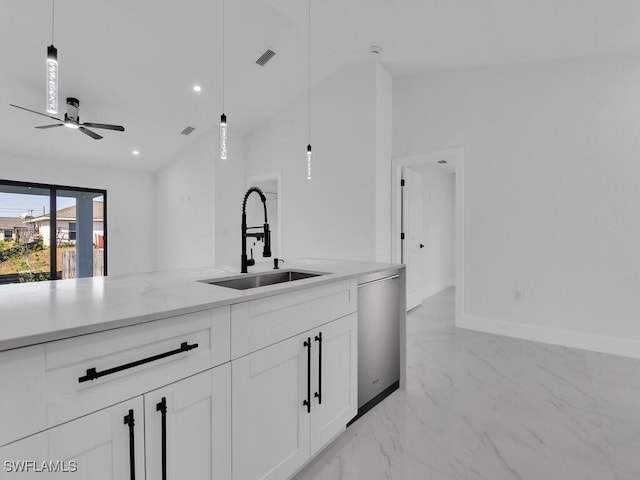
[[0, 258, 403, 352]]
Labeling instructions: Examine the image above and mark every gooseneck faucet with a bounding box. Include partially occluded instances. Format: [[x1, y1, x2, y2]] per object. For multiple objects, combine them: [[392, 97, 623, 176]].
[[241, 187, 272, 273]]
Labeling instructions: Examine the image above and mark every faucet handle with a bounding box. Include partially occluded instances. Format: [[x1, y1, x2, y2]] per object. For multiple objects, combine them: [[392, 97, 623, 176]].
[[273, 258, 284, 270]]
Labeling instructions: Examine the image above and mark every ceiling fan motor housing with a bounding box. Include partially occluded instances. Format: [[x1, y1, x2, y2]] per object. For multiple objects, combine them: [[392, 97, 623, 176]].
[[66, 97, 80, 123]]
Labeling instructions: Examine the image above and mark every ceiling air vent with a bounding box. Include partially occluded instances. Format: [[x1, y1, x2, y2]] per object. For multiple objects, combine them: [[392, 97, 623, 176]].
[[437, 160, 448, 164], [181, 126, 195, 136], [256, 49, 276, 66]]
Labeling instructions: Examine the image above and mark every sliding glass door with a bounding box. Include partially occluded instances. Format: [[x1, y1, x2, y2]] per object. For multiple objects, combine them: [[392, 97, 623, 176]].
[[0, 180, 107, 285]]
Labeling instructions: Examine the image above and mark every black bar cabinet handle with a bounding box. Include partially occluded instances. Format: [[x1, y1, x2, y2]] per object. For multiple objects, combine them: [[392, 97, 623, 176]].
[[156, 397, 168, 480], [303, 337, 312, 413], [123, 409, 136, 480], [314, 332, 322, 405], [79, 342, 198, 383]]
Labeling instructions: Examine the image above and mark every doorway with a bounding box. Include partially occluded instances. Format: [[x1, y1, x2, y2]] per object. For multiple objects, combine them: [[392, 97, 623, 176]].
[[392, 148, 465, 321]]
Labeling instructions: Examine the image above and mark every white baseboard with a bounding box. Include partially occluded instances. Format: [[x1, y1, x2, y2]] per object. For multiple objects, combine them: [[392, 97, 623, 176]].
[[457, 314, 640, 360]]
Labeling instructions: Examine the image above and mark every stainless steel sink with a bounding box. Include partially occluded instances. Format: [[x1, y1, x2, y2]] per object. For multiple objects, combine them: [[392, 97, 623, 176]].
[[201, 270, 327, 290]]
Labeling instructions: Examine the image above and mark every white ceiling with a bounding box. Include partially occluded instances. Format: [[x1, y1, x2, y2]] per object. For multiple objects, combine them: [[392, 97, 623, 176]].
[[2, 0, 640, 172]]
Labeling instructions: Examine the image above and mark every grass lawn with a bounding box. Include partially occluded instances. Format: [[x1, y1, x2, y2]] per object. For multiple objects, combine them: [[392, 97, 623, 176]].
[[0, 245, 75, 275]]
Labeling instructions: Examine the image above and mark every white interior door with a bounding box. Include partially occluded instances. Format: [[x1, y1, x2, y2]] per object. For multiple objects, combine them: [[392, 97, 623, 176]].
[[402, 167, 425, 310]]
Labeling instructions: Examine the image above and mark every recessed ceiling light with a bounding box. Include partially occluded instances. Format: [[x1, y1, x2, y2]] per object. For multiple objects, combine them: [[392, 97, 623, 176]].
[[193, 85, 202, 93], [132, 150, 140, 156]]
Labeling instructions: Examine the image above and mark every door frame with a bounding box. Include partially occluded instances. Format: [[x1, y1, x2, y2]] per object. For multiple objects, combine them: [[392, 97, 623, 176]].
[[391, 147, 465, 323], [246, 172, 282, 259]]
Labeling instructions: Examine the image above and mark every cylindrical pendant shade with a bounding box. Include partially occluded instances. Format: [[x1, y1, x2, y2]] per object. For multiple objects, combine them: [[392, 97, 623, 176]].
[[46, 45, 58, 114], [220, 113, 228, 160]]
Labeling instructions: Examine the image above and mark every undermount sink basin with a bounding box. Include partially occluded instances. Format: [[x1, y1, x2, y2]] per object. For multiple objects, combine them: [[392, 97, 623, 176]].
[[201, 270, 327, 290]]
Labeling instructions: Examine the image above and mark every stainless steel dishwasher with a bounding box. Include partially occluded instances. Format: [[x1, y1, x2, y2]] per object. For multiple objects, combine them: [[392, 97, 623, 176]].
[[349, 271, 400, 424]]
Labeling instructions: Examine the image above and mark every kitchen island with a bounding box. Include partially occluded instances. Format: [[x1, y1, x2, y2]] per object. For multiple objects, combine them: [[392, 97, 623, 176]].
[[0, 259, 405, 480]]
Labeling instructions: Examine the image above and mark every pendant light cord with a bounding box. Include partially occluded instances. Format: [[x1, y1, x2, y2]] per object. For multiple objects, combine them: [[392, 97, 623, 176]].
[[222, 0, 225, 113], [51, 0, 55, 44], [308, 0, 311, 145]]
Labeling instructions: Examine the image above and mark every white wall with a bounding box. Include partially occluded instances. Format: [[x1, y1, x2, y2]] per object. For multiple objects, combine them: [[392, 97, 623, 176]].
[[0, 152, 155, 275], [155, 128, 246, 270], [375, 64, 393, 262], [394, 52, 640, 358], [215, 131, 247, 267], [411, 164, 454, 298], [155, 133, 215, 270], [245, 62, 392, 262]]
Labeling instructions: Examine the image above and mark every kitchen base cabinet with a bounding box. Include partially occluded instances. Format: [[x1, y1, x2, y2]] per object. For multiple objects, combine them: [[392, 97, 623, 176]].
[[0, 365, 230, 480], [0, 396, 145, 479], [144, 364, 231, 480], [232, 313, 357, 480]]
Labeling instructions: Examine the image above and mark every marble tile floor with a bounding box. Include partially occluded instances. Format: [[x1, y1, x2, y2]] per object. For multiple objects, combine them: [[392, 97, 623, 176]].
[[294, 287, 640, 480]]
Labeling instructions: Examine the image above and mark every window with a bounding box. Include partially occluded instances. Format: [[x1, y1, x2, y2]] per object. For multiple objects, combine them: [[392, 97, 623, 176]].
[[0, 180, 107, 285], [68, 222, 77, 241]]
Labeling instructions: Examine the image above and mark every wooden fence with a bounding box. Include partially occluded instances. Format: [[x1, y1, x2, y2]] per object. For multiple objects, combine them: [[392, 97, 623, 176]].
[[62, 250, 105, 279]]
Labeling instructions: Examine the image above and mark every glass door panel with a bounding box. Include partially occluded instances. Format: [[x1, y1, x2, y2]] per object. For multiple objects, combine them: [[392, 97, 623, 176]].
[[56, 191, 105, 279], [0, 185, 52, 284]]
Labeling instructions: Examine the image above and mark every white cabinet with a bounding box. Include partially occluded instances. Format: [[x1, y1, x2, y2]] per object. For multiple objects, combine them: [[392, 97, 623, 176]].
[[44, 307, 229, 430], [0, 307, 231, 448], [0, 366, 231, 480], [232, 335, 310, 480], [309, 314, 358, 455], [1, 275, 370, 480], [232, 313, 357, 480], [144, 365, 231, 480], [0, 396, 145, 479]]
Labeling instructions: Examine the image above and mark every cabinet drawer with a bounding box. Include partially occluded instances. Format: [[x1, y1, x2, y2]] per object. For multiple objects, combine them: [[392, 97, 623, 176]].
[[231, 280, 356, 358], [43, 307, 230, 430]]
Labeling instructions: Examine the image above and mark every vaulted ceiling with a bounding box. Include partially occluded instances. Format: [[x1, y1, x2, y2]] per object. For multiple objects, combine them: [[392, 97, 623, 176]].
[[2, 0, 640, 171]]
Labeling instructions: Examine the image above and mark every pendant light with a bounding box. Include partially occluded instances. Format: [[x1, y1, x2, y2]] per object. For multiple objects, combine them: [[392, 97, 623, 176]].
[[219, 0, 228, 160], [306, 0, 312, 180], [46, 0, 58, 114]]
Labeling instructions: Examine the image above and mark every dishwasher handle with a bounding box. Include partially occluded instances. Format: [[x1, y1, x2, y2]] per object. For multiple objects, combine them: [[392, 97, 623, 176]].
[[357, 274, 399, 288]]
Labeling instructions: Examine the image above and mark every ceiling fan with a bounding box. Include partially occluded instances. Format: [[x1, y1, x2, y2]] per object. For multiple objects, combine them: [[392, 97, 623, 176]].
[[9, 97, 125, 140]]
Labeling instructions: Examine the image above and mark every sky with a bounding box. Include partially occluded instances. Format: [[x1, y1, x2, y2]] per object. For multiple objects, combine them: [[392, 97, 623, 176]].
[[0, 192, 100, 219]]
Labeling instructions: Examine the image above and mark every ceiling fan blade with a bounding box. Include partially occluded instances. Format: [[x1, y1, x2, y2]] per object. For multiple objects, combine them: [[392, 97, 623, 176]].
[[81, 122, 125, 132], [78, 127, 103, 140], [9, 104, 63, 122], [35, 124, 64, 129]]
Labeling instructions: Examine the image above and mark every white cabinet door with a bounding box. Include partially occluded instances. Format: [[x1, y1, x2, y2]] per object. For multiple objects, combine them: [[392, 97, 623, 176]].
[[144, 365, 231, 480], [232, 335, 310, 480], [0, 396, 144, 480], [309, 313, 358, 455]]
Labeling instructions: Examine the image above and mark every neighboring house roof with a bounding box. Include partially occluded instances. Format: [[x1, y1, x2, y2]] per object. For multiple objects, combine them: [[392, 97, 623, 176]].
[[0, 217, 27, 230], [29, 201, 104, 224]]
